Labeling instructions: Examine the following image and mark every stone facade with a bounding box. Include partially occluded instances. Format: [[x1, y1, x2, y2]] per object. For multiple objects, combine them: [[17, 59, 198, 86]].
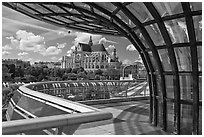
[[61, 36, 121, 71]]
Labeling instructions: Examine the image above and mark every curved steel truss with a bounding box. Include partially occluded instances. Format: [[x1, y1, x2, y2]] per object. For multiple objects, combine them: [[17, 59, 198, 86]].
[[3, 2, 202, 135]]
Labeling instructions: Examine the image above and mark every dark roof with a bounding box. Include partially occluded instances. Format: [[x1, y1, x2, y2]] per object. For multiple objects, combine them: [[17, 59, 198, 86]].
[[79, 43, 107, 53], [91, 44, 107, 52], [79, 43, 91, 52]]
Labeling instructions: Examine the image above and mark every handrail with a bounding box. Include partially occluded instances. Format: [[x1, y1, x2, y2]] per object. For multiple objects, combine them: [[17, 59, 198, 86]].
[[3, 83, 113, 135], [18, 86, 97, 113], [2, 111, 112, 135]]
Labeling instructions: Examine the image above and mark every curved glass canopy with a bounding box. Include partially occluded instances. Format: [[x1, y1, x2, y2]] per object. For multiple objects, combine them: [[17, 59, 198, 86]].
[[3, 2, 202, 135]]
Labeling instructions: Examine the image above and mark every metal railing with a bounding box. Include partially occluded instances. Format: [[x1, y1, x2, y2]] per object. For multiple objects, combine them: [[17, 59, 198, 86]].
[[3, 111, 112, 135], [3, 83, 113, 135], [26, 80, 149, 101]]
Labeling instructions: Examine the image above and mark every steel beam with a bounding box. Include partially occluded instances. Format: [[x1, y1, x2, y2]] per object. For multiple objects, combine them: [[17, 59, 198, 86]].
[[182, 3, 200, 135], [144, 2, 181, 134]]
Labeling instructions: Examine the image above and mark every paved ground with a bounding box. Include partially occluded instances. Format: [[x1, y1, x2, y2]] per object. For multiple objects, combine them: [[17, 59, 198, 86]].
[[70, 100, 169, 135]]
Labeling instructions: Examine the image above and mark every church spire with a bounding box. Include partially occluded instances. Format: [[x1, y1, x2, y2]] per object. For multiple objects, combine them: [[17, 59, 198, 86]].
[[89, 36, 93, 47]]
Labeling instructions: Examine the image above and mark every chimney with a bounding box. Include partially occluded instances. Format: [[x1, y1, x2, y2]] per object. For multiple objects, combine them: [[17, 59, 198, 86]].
[[89, 36, 93, 47]]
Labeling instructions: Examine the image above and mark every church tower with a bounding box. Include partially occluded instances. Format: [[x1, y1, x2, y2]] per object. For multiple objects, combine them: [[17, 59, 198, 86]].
[[88, 36, 93, 47]]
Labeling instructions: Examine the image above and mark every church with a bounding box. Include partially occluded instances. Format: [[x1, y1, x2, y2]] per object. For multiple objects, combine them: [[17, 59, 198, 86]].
[[61, 36, 121, 72]]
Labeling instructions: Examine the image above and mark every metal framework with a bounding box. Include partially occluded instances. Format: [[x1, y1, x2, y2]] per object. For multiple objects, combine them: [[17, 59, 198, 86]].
[[3, 2, 202, 135]]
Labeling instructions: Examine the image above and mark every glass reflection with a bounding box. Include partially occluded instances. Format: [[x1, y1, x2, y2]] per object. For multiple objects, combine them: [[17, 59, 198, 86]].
[[197, 46, 202, 72], [153, 2, 183, 17], [145, 23, 165, 46], [96, 2, 117, 12], [193, 16, 202, 41], [158, 49, 172, 71], [174, 47, 192, 71], [179, 75, 192, 100], [165, 18, 189, 44], [165, 75, 174, 98], [73, 3, 91, 11], [189, 2, 202, 11], [135, 29, 149, 48], [116, 10, 136, 28], [127, 2, 153, 23], [148, 51, 159, 71], [180, 104, 193, 134]]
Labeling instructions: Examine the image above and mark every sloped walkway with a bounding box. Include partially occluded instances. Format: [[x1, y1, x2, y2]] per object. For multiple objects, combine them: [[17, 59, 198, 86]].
[[72, 100, 169, 135]]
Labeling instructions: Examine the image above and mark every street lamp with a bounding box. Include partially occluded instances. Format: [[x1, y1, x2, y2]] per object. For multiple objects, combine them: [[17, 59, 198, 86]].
[[123, 64, 132, 79]]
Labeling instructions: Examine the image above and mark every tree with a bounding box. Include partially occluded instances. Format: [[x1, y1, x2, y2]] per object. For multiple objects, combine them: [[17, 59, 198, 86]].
[[65, 68, 72, 73], [2, 65, 12, 82], [72, 68, 78, 74], [106, 68, 120, 80], [15, 66, 24, 77], [78, 72, 87, 80], [8, 64, 15, 79], [94, 69, 103, 76], [95, 75, 101, 80]]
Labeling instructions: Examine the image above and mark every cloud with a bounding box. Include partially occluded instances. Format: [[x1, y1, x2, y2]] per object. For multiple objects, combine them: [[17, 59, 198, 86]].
[[126, 44, 136, 51], [42, 46, 62, 56], [107, 45, 115, 50], [57, 43, 66, 49], [58, 57, 62, 61], [99, 37, 117, 44], [18, 52, 28, 56], [2, 51, 11, 55], [7, 30, 65, 56], [123, 59, 133, 65], [72, 32, 102, 46], [2, 45, 12, 50], [51, 57, 58, 60], [6, 36, 20, 47], [58, 30, 72, 36], [7, 30, 45, 51], [16, 30, 45, 51], [67, 49, 73, 56], [27, 58, 33, 61]]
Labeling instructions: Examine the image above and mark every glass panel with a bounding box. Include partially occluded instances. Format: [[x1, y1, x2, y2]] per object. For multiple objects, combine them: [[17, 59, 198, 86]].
[[157, 100, 163, 127], [76, 24, 95, 29], [158, 49, 172, 71], [63, 7, 80, 14], [28, 4, 52, 14], [54, 16, 73, 24], [127, 2, 154, 23], [166, 102, 174, 133], [45, 5, 67, 13], [153, 2, 183, 17], [17, 3, 39, 14], [145, 23, 165, 46], [156, 74, 162, 97], [174, 47, 192, 71], [148, 51, 159, 72], [179, 75, 192, 100], [69, 16, 84, 22], [93, 8, 111, 20], [199, 75, 202, 101], [199, 106, 202, 135], [189, 2, 202, 11], [43, 17, 64, 24], [116, 10, 136, 28], [135, 29, 149, 48], [165, 18, 189, 44], [180, 104, 193, 134], [197, 46, 202, 72], [73, 2, 91, 11], [96, 2, 117, 12], [193, 16, 202, 42], [165, 75, 174, 98]]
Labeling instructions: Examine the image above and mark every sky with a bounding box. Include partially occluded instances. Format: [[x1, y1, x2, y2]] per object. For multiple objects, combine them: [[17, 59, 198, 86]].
[[2, 5, 140, 65]]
